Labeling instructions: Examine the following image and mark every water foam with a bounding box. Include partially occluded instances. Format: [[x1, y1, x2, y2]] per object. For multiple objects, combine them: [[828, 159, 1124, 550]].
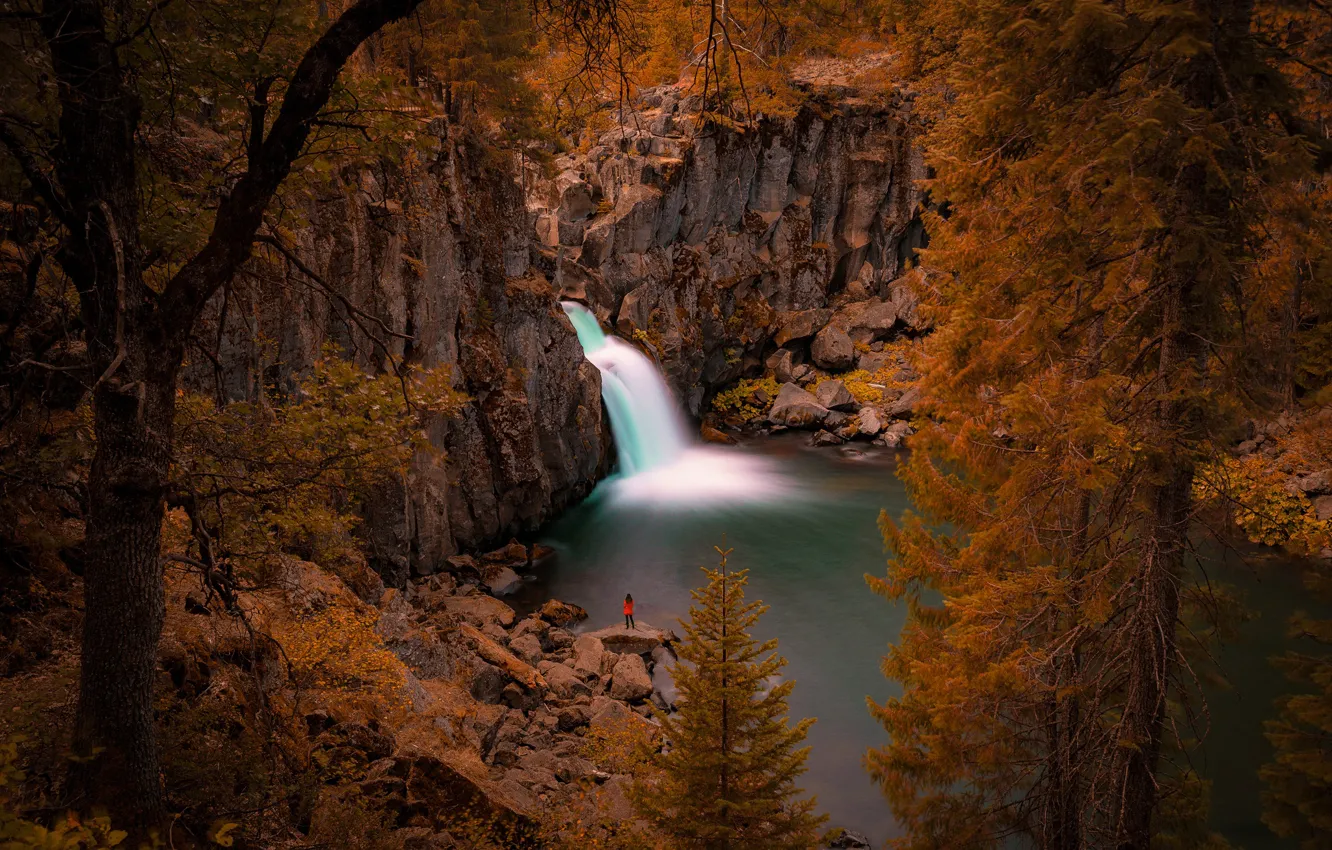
[[561, 301, 791, 508]]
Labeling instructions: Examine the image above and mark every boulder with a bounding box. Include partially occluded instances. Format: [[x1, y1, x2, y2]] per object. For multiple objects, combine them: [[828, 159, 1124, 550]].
[[1315, 495, 1332, 522], [887, 385, 921, 419], [811, 430, 845, 447], [768, 383, 829, 429], [540, 661, 592, 699], [510, 615, 549, 645], [584, 622, 677, 655], [832, 299, 899, 341], [572, 634, 606, 679], [459, 623, 545, 692], [439, 595, 516, 629], [857, 407, 886, 436], [811, 326, 855, 371], [815, 379, 858, 412], [1294, 470, 1331, 495], [482, 539, 529, 567], [774, 309, 833, 346], [765, 348, 800, 383], [539, 598, 589, 626], [509, 634, 543, 667], [589, 696, 653, 735], [482, 566, 522, 596], [701, 424, 737, 444], [609, 652, 654, 701], [470, 660, 509, 703]]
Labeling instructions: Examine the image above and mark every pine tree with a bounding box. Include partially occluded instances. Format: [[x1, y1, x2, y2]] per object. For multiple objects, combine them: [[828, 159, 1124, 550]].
[[634, 546, 826, 850], [865, 0, 1329, 847]]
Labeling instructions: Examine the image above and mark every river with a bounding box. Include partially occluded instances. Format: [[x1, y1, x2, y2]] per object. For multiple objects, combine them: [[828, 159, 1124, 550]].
[[520, 434, 1324, 847]]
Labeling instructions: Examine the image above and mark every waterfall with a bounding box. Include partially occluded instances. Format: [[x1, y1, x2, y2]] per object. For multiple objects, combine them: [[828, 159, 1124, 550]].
[[561, 302, 688, 475], [562, 301, 790, 506]]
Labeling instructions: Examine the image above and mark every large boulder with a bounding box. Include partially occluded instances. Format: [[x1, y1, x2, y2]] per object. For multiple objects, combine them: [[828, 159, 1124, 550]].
[[583, 623, 677, 656], [539, 598, 589, 626], [609, 652, 653, 701], [811, 326, 855, 371], [774, 309, 833, 346], [887, 385, 921, 419], [768, 383, 829, 429], [508, 634, 543, 667], [815, 379, 858, 412], [857, 407, 886, 436], [540, 661, 592, 699], [571, 634, 606, 679], [832, 299, 899, 342], [439, 594, 516, 629]]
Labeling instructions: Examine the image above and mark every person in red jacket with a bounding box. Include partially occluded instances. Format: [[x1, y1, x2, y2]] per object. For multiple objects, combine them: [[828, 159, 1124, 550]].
[[623, 593, 635, 630]]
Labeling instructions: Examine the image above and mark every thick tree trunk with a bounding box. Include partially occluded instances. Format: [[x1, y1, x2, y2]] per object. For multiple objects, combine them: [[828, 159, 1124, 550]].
[[68, 365, 178, 832]]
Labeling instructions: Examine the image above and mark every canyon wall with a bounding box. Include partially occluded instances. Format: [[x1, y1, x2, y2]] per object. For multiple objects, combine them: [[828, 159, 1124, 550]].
[[529, 84, 926, 414], [186, 129, 607, 584], [187, 84, 924, 580]]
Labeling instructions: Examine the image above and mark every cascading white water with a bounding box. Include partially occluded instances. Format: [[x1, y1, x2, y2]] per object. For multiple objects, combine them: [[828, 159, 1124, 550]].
[[562, 301, 790, 506], [561, 302, 687, 475]]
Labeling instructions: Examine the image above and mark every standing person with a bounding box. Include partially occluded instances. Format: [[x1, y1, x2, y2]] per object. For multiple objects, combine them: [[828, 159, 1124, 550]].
[[624, 593, 636, 630]]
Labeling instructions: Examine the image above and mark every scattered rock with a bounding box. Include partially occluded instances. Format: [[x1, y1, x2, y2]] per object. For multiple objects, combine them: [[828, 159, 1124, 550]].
[[510, 615, 549, 644], [540, 661, 592, 699], [768, 383, 830, 429], [811, 326, 855, 371], [482, 539, 529, 567], [529, 543, 557, 568], [1315, 495, 1332, 522], [857, 407, 885, 436], [439, 595, 517, 630], [887, 385, 920, 419], [459, 622, 545, 692], [811, 430, 845, 447], [701, 424, 737, 444], [539, 599, 588, 626], [815, 379, 858, 412], [508, 634, 543, 667], [481, 566, 522, 596], [609, 652, 653, 701], [774, 309, 834, 346], [571, 634, 606, 679], [765, 347, 800, 383]]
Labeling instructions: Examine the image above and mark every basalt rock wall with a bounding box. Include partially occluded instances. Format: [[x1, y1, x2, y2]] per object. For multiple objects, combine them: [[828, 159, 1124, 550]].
[[185, 128, 607, 584], [529, 85, 927, 414]]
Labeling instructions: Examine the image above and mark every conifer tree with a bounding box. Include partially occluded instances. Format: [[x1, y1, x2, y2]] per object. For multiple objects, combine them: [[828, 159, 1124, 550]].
[[866, 0, 1330, 847], [634, 546, 826, 849]]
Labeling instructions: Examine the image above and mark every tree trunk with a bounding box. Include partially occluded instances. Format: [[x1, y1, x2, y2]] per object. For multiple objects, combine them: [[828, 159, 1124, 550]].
[[68, 362, 179, 833]]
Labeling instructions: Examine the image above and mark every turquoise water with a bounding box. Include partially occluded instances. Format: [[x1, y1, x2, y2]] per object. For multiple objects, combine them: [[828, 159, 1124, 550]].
[[525, 435, 1325, 846]]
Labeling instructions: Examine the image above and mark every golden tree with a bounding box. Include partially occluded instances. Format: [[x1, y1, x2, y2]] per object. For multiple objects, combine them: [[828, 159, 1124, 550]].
[[634, 546, 826, 849]]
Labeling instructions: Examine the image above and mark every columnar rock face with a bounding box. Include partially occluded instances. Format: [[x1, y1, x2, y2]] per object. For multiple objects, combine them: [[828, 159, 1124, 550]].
[[529, 84, 926, 414], [184, 130, 608, 584]]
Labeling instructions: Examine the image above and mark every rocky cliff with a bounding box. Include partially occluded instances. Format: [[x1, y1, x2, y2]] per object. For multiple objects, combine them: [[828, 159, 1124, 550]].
[[529, 84, 926, 414], [185, 128, 607, 584]]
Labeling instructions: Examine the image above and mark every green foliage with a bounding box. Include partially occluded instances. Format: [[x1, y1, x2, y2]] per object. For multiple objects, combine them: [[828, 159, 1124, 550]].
[[711, 376, 781, 419], [168, 352, 464, 597], [633, 546, 826, 849]]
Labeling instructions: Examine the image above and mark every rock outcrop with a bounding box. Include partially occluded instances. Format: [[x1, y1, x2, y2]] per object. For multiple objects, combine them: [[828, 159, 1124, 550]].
[[185, 129, 609, 584], [528, 85, 925, 415]]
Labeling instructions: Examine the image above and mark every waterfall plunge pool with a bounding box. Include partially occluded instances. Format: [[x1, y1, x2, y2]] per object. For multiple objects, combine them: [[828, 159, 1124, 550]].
[[536, 302, 1324, 846]]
